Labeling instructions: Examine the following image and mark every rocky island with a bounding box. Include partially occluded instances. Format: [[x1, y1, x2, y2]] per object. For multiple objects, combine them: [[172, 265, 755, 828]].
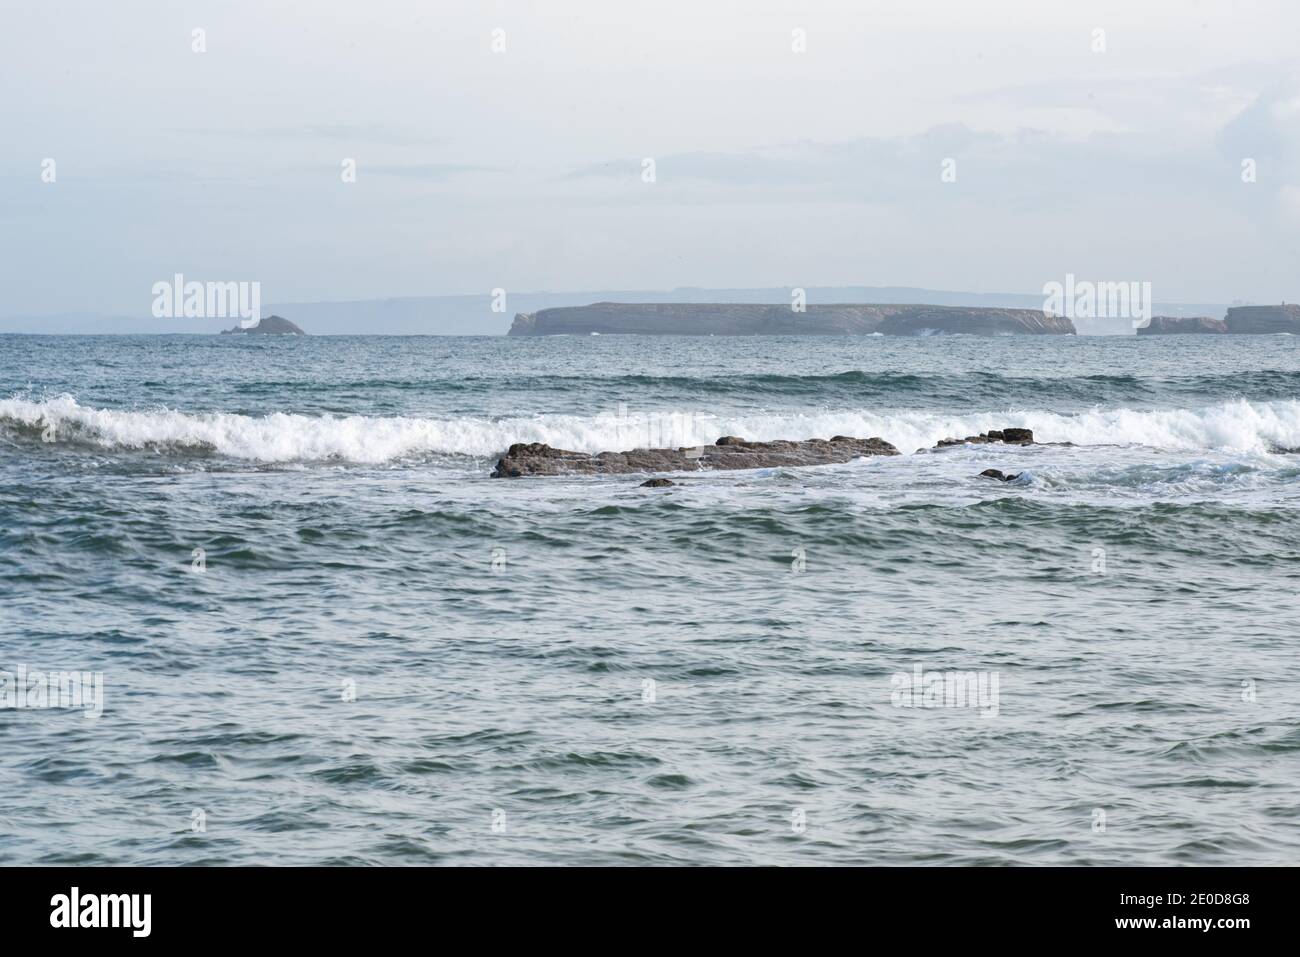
[[508, 303, 1076, 336], [1224, 304, 1300, 334], [1136, 305, 1300, 335], [220, 315, 306, 335], [508, 301, 1300, 337], [1137, 316, 1226, 335]]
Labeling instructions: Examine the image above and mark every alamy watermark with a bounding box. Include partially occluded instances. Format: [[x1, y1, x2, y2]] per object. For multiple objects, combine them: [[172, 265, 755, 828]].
[[50, 887, 150, 937], [1042, 273, 1152, 329], [608, 402, 710, 454], [1, 666, 104, 720], [151, 274, 260, 327], [891, 664, 999, 717]]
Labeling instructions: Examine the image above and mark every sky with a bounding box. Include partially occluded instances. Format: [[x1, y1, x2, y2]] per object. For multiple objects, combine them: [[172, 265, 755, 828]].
[[1, 0, 1298, 319]]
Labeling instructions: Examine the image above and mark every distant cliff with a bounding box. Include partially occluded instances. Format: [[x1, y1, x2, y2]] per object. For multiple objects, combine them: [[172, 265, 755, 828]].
[[1224, 304, 1300, 334], [1137, 316, 1226, 335], [508, 303, 1076, 336], [220, 315, 306, 335]]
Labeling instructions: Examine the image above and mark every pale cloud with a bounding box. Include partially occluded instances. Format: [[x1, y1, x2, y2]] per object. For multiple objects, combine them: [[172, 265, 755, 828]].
[[173, 124, 448, 147], [1, 0, 1298, 317]]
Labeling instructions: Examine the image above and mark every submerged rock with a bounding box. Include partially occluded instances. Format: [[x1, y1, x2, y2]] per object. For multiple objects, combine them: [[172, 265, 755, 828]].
[[979, 469, 1021, 482], [639, 478, 677, 488], [491, 434, 899, 478]]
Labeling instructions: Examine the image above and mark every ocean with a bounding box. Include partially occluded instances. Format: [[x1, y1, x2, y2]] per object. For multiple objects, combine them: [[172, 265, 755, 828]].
[[2, 332, 1298, 865]]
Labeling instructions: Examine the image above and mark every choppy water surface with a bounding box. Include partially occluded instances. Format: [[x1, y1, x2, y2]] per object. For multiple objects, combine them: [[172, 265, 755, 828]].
[[2, 333, 1299, 865]]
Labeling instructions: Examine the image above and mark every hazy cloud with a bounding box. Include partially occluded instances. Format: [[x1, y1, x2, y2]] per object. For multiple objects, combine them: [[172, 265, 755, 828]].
[[2, 0, 1298, 317]]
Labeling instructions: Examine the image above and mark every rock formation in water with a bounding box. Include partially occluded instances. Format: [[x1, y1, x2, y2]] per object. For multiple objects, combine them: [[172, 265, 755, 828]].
[[979, 468, 1021, 482], [491, 434, 899, 478], [508, 303, 1076, 337], [490, 426, 1056, 478], [220, 315, 306, 335], [933, 428, 1035, 448], [1136, 316, 1227, 335], [916, 428, 1043, 454], [1224, 304, 1300, 334]]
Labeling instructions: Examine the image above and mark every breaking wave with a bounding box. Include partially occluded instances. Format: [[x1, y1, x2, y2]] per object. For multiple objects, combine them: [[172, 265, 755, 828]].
[[5, 394, 1300, 464]]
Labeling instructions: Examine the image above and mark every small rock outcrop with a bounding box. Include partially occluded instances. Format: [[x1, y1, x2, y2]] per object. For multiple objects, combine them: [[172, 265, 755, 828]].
[[640, 478, 677, 488], [979, 469, 1021, 482], [1137, 316, 1226, 335], [491, 434, 899, 478], [1224, 304, 1300, 334], [220, 315, 306, 335]]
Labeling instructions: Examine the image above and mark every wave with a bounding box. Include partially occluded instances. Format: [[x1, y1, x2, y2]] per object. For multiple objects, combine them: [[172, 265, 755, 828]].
[[6, 395, 1300, 464], [153, 370, 1300, 406]]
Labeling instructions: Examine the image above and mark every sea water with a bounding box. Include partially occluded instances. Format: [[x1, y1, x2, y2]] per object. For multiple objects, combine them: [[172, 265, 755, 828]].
[[2, 332, 1298, 865]]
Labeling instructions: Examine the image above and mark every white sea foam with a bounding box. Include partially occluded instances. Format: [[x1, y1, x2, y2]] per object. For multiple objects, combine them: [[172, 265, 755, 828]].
[[5, 395, 1300, 463]]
